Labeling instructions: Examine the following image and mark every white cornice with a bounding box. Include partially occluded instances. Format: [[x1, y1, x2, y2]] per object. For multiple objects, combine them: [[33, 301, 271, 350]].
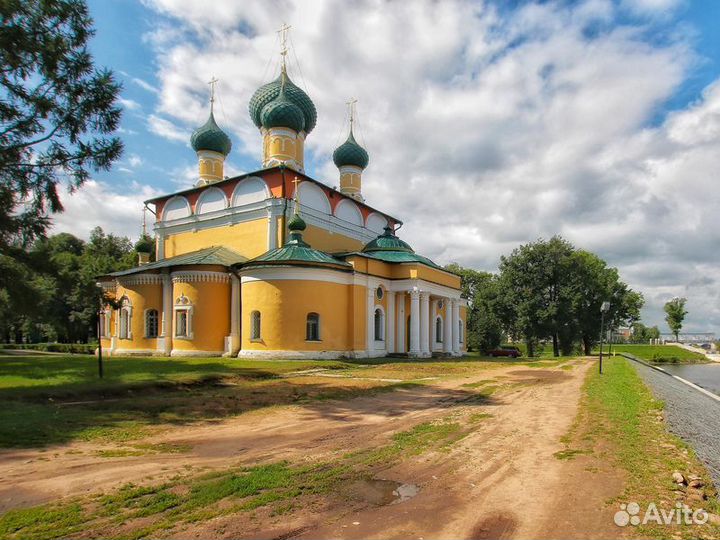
[[117, 274, 164, 286], [171, 271, 230, 283]]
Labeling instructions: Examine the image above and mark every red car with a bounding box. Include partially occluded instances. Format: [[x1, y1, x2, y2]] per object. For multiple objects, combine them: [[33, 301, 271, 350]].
[[487, 346, 522, 358]]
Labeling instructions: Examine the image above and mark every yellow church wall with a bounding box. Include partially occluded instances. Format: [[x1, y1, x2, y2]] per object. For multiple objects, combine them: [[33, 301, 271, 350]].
[[241, 280, 351, 352], [349, 284, 367, 351], [171, 281, 230, 353], [164, 218, 268, 259], [302, 224, 364, 254], [115, 283, 162, 351]]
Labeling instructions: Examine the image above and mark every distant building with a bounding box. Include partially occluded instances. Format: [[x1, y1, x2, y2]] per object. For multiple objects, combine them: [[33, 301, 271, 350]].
[[659, 332, 716, 344]]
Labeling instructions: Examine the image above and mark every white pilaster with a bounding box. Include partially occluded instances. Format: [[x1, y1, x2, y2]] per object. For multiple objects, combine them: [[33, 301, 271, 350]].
[[267, 208, 278, 250], [430, 299, 438, 349], [420, 292, 430, 356], [366, 287, 375, 356], [409, 289, 421, 356], [225, 274, 240, 356], [157, 274, 173, 355], [397, 293, 406, 353], [452, 299, 461, 355], [387, 291, 396, 354], [443, 298, 453, 354], [156, 231, 165, 261]]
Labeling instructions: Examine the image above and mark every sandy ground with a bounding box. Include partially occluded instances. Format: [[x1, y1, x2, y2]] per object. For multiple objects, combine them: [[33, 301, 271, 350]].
[[0, 359, 627, 539]]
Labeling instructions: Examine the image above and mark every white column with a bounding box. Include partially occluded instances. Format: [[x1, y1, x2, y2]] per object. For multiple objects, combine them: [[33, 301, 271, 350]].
[[409, 289, 421, 356], [430, 299, 438, 349], [267, 208, 278, 250], [158, 274, 173, 355], [156, 229, 165, 261], [225, 274, 240, 356], [366, 286, 375, 356], [387, 291, 396, 354], [452, 299, 461, 355], [443, 299, 453, 354], [420, 292, 430, 356], [397, 293, 406, 353]]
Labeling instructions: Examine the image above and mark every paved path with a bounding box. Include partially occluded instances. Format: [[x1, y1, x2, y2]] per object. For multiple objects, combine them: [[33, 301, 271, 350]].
[[630, 358, 720, 488]]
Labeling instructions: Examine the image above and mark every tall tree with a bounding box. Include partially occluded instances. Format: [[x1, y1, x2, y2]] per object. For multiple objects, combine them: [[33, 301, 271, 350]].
[[0, 0, 123, 247], [664, 297, 688, 342]]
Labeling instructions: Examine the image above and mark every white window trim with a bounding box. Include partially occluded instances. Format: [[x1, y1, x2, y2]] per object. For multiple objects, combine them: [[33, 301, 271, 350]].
[[100, 310, 111, 338], [144, 308, 160, 339], [374, 305, 385, 343], [174, 306, 194, 340], [117, 298, 133, 340]]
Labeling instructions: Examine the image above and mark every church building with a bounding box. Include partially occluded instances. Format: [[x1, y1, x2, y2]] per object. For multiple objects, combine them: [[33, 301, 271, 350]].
[[98, 39, 466, 359]]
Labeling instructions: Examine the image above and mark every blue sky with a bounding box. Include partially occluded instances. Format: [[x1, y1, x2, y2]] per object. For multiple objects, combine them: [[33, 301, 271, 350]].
[[55, 0, 720, 334]]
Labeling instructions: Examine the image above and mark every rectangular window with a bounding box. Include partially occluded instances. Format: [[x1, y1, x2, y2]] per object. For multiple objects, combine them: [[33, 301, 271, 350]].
[[251, 311, 261, 340], [119, 309, 130, 339], [176, 311, 188, 337], [146, 310, 159, 338], [306, 313, 320, 341]]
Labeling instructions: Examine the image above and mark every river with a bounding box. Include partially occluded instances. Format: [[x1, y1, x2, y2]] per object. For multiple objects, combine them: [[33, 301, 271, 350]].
[[658, 362, 720, 397]]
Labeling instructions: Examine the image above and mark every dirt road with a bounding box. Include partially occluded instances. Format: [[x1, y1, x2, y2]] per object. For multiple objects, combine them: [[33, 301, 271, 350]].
[[0, 359, 627, 539]]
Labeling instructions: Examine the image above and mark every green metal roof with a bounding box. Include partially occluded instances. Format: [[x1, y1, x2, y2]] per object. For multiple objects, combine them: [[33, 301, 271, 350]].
[[190, 112, 232, 156], [361, 250, 442, 269], [333, 129, 369, 169], [362, 226, 414, 254], [109, 246, 247, 277], [249, 69, 317, 134]]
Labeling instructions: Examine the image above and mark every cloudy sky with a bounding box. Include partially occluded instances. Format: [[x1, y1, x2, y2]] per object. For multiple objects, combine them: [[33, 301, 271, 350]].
[[54, 0, 720, 334]]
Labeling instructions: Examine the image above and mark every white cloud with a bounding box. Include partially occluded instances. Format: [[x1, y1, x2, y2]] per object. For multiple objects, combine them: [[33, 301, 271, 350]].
[[52, 180, 161, 240], [127, 154, 143, 168], [118, 97, 142, 111], [66, 0, 718, 333]]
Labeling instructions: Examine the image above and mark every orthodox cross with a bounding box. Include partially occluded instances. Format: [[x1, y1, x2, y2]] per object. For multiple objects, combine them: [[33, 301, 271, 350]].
[[278, 23, 291, 70], [208, 76, 219, 113], [346, 97, 357, 130]]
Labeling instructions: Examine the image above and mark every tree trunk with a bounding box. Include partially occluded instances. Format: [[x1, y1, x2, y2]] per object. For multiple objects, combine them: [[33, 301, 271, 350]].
[[552, 333, 560, 357], [526, 337, 535, 358], [582, 335, 592, 356]]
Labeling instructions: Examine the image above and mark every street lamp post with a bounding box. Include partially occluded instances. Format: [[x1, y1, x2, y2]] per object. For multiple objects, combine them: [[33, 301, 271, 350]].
[[599, 301, 610, 374]]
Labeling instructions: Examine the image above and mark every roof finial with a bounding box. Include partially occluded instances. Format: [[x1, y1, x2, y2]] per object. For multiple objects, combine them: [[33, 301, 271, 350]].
[[346, 97, 357, 133], [208, 76, 219, 114], [292, 176, 301, 215], [278, 23, 291, 73]]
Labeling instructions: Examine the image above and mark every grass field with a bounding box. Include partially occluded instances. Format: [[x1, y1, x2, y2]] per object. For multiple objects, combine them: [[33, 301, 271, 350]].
[[559, 356, 720, 539], [0, 352, 538, 448], [606, 344, 708, 364]]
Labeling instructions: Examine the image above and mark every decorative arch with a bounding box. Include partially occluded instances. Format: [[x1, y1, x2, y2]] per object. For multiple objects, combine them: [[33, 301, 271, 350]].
[[295, 181, 331, 214], [366, 212, 388, 234], [374, 305, 385, 341], [196, 187, 228, 214], [231, 176, 269, 207], [162, 196, 191, 221], [334, 199, 363, 226]]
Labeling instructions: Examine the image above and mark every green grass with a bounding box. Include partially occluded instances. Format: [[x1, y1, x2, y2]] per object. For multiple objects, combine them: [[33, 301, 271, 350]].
[[0, 418, 475, 539], [0, 353, 511, 448], [562, 356, 720, 539], [607, 344, 708, 364]]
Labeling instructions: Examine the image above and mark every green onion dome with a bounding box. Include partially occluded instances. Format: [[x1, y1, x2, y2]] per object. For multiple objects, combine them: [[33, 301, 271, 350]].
[[332, 129, 369, 169], [362, 226, 413, 253], [190, 112, 232, 156], [249, 69, 316, 134], [260, 85, 305, 132], [288, 212, 306, 232], [134, 234, 153, 254]]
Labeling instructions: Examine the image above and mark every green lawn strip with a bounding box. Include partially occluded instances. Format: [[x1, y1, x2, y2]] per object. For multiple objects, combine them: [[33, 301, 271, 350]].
[[0, 417, 478, 539], [604, 344, 708, 364], [564, 356, 720, 539]]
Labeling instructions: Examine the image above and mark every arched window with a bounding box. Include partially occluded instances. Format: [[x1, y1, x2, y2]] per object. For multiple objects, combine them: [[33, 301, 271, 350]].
[[306, 312, 320, 341], [250, 311, 261, 340], [145, 309, 159, 338], [118, 297, 132, 340], [374, 308, 384, 341], [459, 320, 464, 344], [436, 316, 443, 343], [99, 310, 111, 338]]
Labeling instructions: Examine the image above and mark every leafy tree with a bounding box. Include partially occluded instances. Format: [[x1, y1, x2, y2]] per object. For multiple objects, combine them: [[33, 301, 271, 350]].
[[445, 264, 503, 352], [0, 0, 123, 247], [664, 297, 688, 342], [631, 322, 660, 343]]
